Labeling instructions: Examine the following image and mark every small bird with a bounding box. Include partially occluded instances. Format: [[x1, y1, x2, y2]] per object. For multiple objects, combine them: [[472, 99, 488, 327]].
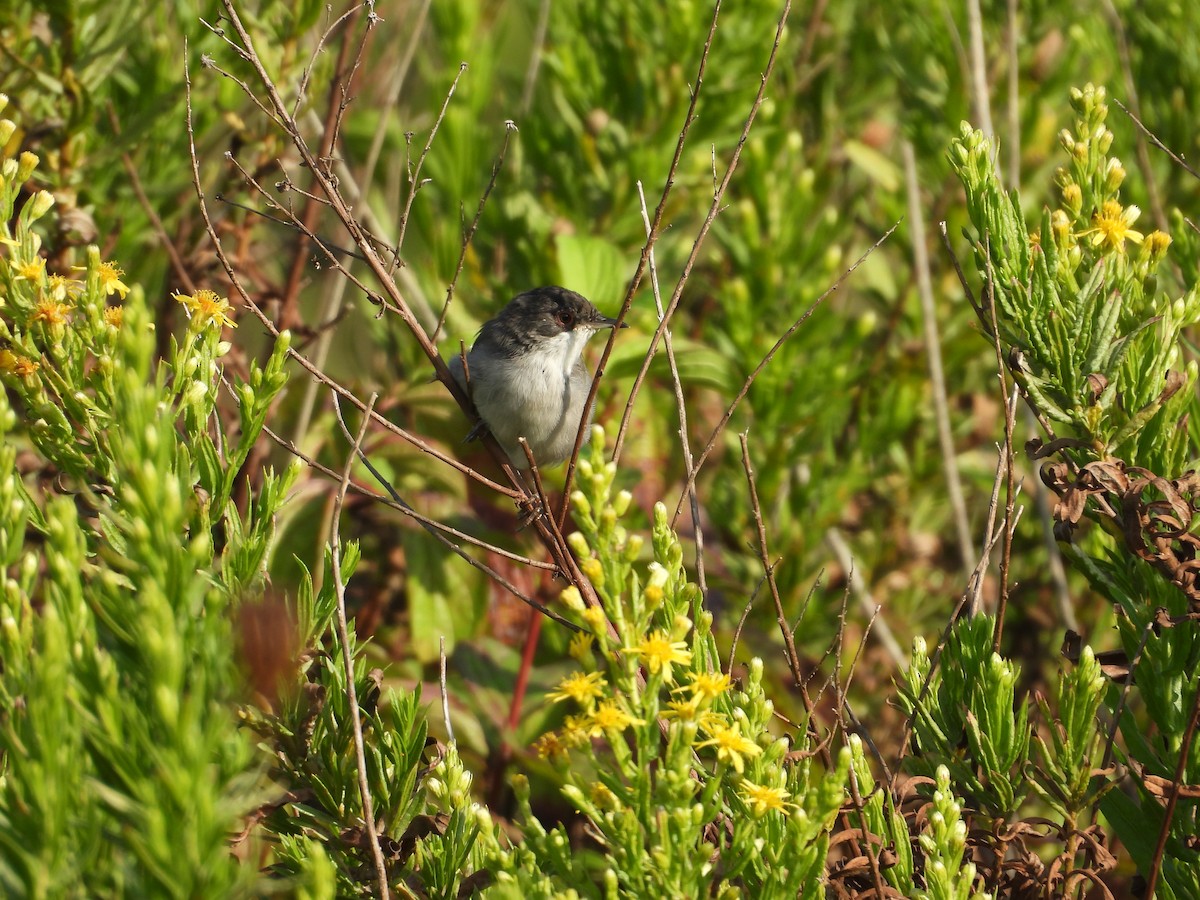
[[448, 286, 625, 470]]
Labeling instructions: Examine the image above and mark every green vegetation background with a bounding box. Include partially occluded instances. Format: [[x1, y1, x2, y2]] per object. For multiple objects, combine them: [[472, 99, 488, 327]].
[[3, 0, 1200, 895]]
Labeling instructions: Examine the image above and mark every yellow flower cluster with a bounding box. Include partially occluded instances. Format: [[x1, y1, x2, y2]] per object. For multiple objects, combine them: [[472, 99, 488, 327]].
[[739, 779, 791, 816], [626, 629, 691, 681], [174, 289, 236, 329], [0, 349, 38, 378], [696, 720, 762, 774]]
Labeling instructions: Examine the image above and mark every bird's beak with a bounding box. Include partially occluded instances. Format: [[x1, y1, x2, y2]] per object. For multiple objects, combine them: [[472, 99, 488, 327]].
[[596, 315, 628, 329]]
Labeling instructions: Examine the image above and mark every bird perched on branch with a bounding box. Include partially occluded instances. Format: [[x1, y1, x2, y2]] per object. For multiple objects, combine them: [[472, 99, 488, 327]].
[[448, 286, 625, 470]]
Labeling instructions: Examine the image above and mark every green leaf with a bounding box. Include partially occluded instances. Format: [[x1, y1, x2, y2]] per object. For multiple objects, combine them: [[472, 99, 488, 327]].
[[555, 233, 629, 312], [403, 531, 484, 663], [843, 139, 901, 192]]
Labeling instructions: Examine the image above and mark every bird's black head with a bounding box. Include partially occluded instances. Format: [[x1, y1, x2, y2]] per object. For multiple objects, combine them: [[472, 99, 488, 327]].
[[479, 286, 624, 357]]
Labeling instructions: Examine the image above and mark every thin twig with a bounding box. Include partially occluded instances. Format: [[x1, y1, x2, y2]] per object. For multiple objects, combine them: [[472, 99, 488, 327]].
[[1104, 2, 1171, 232], [279, 6, 365, 333], [1114, 94, 1200, 183], [903, 140, 975, 577], [671, 222, 899, 525], [636, 181, 706, 594], [432, 122, 518, 344], [837, 614, 892, 780], [845, 743, 888, 900], [321, 406, 579, 631], [939, 221, 1059, 441], [439, 637, 455, 744], [611, 1, 792, 465], [557, 0, 727, 530], [519, 0, 552, 115], [1101, 618, 1153, 770], [390, 62, 468, 271], [726, 571, 769, 674], [965, 0, 998, 180], [260, 419, 554, 569], [824, 528, 906, 669], [739, 433, 830, 764], [889, 439, 1018, 790], [1005, 0, 1019, 190], [288, 0, 431, 443], [361, 0, 431, 190], [330, 392, 391, 899], [106, 104, 196, 294], [518, 437, 571, 566], [993, 383, 1020, 650], [1144, 675, 1200, 900], [291, 2, 366, 120]]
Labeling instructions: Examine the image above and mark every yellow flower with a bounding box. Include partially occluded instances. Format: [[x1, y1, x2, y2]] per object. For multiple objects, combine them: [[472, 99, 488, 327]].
[[568, 631, 595, 663], [174, 289, 236, 329], [547, 671, 606, 709], [739, 780, 791, 816], [590, 782, 618, 811], [644, 562, 668, 606], [560, 585, 585, 611], [46, 274, 80, 302], [533, 731, 569, 763], [30, 298, 71, 328], [104, 305, 124, 329], [583, 699, 642, 737], [628, 630, 691, 682], [1050, 209, 1071, 241], [97, 261, 129, 299], [663, 694, 703, 722], [13, 257, 45, 283], [1142, 230, 1172, 262], [581, 606, 607, 633], [0, 349, 38, 377], [580, 556, 604, 586], [697, 721, 761, 773], [1081, 200, 1144, 252], [1061, 182, 1082, 212], [560, 715, 592, 748], [686, 671, 731, 701]]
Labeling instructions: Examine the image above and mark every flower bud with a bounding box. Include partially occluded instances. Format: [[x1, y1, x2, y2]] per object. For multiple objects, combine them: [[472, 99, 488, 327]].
[[1061, 182, 1082, 213], [1143, 230, 1171, 263], [1051, 209, 1071, 241], [570, 489, 591, 518], [623, 533, 644, 561], [16, 151, 38, 183], [612, 489, 632, 517], [581, 557, 604, 586], [1103, 157, 1126, 193], [560, 585, 585, 612], [26, 190, 54, 221], [567, 531, 591, 558]]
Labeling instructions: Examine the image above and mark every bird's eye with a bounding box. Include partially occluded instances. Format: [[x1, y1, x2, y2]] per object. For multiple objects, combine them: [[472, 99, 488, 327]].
[[556, 309, 575, 328]]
